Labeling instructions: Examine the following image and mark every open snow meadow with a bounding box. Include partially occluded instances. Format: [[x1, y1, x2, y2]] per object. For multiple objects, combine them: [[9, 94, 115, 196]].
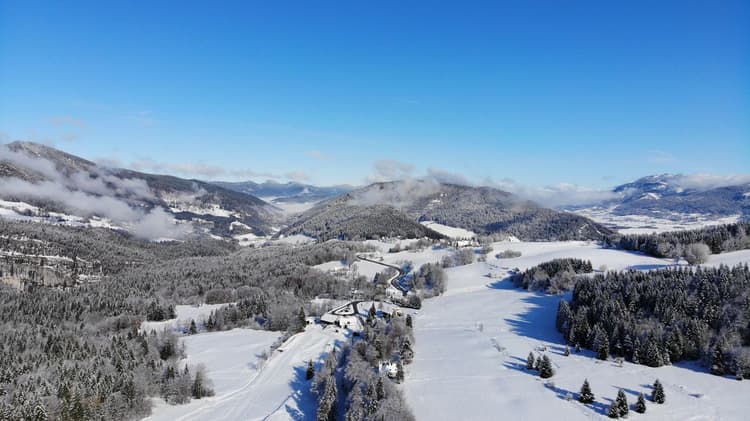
[[403, 241, 750, 420], [142, 239, 750, 421]]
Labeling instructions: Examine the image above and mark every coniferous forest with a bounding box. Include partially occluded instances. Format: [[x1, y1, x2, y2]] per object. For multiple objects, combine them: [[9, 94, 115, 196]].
[[556, 265, 750, 376], [0, 220, 379, 420], [611, 222, 750, 259]]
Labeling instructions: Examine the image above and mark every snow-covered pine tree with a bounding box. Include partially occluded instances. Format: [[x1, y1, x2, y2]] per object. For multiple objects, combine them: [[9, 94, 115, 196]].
[[306, 360, 315, 380], [597, 336, 610, 361], [644, 337, 663, 367], [296, 307, 307, 333], [607, 403, 620, 418], [614, 389, 628, 417], [317, 376, 337, 421], [539, 355, 554, 378], [711, 344, 727, 375], [365, 381, 378, 415], [635, 392, 647, 413], [578, 379, 595, 404], [375, 376, 385, 401], [652, 379, 665, 404], [526, 352, 536, 370]]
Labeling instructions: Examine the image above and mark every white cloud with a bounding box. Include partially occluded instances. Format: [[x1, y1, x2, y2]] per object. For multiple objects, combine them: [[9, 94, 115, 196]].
[[365, 159, 415, 183], [128, 157, 308, 182], [131, 158, 226, 178], [284, 171, 310, 182], [487, 178, 621, 208], [0, 144, 186, 240], [661, 173, 750, 191], [426, 167, 471, 186]]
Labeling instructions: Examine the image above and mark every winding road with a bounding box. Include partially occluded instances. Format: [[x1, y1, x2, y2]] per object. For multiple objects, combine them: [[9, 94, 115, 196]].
[[356, 254, 409, 295]]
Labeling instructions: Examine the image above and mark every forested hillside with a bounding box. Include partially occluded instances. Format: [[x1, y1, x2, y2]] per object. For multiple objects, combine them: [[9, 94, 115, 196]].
[[281, 181, 613, 241], [0, 218, 378, 420], [556, 265, 750, 376]]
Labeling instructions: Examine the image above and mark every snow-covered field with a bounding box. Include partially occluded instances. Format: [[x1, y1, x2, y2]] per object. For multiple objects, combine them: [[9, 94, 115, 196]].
[[573, 207, 742, 234], [145, 325, 347, 421], [403, 241, 750, 420], [142, 236, 750, 421], [260, 197, 318, 216], [140, 304, 229, 334], [420, 221, 476, 239]]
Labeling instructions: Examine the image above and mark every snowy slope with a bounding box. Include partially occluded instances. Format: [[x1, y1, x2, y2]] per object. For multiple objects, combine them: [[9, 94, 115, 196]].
[[403, 242, 750, 420], [145, 325, 347, 421], [140, 304, 229, 334], [420, 221, 477, 239]]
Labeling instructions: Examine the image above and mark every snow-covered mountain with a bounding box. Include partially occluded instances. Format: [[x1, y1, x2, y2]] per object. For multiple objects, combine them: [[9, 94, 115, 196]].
[[577, 174, 750, 219], [0, 141, 280, 239], [213, 180, 352, 204], [279, 180, 613, 241]]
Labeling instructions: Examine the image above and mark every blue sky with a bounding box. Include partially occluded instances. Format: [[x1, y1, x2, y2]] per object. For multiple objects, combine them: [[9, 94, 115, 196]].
[[1, 1, 748, 188]]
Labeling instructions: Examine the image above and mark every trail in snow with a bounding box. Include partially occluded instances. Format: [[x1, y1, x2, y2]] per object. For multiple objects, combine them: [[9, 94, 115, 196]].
[[145, 325, 347, 421]]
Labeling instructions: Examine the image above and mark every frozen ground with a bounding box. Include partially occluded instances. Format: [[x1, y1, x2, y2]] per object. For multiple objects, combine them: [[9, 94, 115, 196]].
[[140, 304, 229, 334], [145, 324, 347, 421], [142, 236, 750, 421], [572, 207, 742, 234], [420, 221, 476, 239], [403, 241, 750, 420], [260, 197, 318, 216]]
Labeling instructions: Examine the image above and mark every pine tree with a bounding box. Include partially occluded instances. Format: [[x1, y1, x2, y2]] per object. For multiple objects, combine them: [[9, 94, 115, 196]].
[[607, 403, 620, 418], [635, 392, 647, 413], [297, 307, 307, 333], [711, 344, 727, 375], [597, 336, 610, 361], [614, 389, 628, 417], [632, 338, 641, 364], [365, 382, 378, 414], [644, 337, 663, 367], [375, 376, 385, 401], [306, 360, 315, 380], [317, 377, 337, 421], [396, 361, 404, 383], [31, 401, 48, 421], [526, 352, 536, 370], [539, 354, 554, 378], [652, 379, 665, 404], [578, 379, 595, 404], [192, 369, 205, 399]]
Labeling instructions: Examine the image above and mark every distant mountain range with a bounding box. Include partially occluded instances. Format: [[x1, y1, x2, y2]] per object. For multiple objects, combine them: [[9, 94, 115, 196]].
[[213, 180, 352, 203], [2, 142, 747, 242], [0, 141, 280, 239], [280, 180, 613, 241], [577, 174, 750, 219]]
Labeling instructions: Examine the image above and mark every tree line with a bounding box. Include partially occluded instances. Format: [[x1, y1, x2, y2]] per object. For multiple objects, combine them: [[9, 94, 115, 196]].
[[609, 221, 750, 262], [556, 264, 750, 377], [512, 258, 593, 293]]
